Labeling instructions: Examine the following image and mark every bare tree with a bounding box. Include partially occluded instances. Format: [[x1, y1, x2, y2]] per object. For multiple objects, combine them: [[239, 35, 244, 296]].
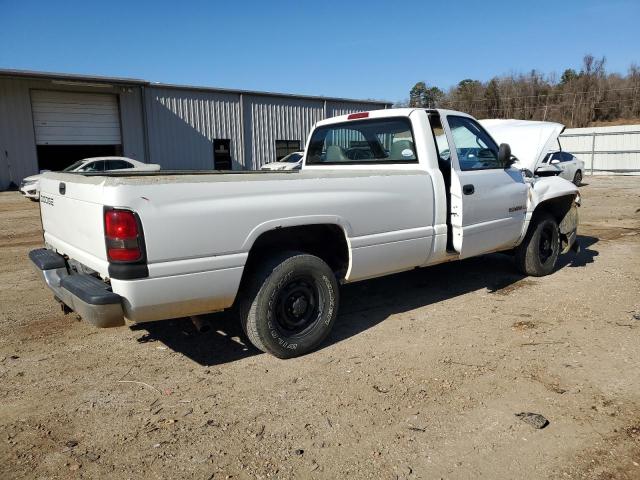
[[404, 55, 640, 127]]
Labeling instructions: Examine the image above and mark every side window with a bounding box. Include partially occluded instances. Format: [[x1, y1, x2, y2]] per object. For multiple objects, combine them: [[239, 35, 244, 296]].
[[447, 116, 501, 171], [81, 161, 104, 172], [561, 152, 573, 163], [105, 160, 133, 170]]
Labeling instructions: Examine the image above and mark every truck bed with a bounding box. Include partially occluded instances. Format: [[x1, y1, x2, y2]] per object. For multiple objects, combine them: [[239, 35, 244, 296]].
[[51, 168, 417, 185]]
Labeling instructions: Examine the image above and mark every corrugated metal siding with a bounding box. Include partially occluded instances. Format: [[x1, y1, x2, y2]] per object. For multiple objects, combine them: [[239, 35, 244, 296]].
[[0, 72, 390, 189], [0, 78, 39, 189], [119, 87, 146, 162], [246, 95, 324, 169], [560, 124, 640, 174], [326, 100, 385, 118], [145, 87, 242, 170]]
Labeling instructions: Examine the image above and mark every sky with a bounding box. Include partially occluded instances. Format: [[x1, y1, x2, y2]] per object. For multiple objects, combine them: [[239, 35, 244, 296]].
[[1, 0, 639, 103]]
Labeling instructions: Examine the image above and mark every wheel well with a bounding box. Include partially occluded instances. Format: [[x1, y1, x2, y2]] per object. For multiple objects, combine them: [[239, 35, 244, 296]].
[[532, 194, 578, 251], [244, 224, 350, 279], [533, 195, 575, 224]]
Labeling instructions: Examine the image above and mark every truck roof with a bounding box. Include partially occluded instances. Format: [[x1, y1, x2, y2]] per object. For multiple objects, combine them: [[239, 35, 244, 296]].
[[316, 107, 474, 127]]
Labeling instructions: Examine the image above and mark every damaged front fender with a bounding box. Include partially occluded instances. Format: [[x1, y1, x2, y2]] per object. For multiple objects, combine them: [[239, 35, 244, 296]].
[[559, 202, 579, 254]]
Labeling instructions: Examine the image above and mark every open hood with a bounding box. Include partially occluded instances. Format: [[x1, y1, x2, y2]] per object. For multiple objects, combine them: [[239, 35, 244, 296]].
[[479, 119, 565, 172]]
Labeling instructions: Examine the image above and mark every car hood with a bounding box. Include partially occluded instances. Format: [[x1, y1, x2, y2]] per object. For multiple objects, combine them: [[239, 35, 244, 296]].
[[22, 174, 43, 182], [480, 119, 565, 172]]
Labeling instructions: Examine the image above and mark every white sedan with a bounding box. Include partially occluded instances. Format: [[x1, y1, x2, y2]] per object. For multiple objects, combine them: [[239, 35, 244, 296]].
[[539, 151, 585, 186], [260, 151, 304, 171], [20, 157, 161, 200]]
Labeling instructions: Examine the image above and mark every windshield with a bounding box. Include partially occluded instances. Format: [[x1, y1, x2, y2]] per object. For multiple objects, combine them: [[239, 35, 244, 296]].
[[307, 118, 417, 164], [281, 153, 302, 163], [62, 160, 85, 172]]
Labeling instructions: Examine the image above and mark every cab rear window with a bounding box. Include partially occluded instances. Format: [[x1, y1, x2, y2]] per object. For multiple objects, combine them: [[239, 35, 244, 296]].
[[306, 118, 417, 165]]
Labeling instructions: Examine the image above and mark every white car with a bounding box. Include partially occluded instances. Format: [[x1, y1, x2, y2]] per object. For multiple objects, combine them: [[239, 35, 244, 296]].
[[31, 108, 579, 359], [260, 152, 304, 171], [20, 157, 160, 200], [540, 151, 585, 186], [479, 119, 584, 185]]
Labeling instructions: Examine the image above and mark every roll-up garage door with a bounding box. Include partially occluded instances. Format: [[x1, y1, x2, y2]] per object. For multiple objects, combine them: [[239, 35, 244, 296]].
[[31, 90, 122, 145]]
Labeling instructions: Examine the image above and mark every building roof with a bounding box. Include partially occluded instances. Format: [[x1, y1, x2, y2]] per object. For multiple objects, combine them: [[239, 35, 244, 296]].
[[0, 68, 391, 106]]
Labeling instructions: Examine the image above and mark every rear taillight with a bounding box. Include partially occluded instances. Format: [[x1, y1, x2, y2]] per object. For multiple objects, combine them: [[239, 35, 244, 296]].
[[104, 209, 143, 262]]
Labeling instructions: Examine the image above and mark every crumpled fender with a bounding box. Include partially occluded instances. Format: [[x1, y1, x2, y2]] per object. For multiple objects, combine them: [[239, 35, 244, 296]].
[[516, 176, 580, 245], [558, 202, 579, 253], [529, 176, 579, 209]]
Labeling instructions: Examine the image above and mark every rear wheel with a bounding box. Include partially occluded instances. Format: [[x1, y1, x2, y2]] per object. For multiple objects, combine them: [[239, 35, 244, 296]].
[[573, 170, 582, 186], [237, 251, 339, 358], [515, 213, 560, 277]]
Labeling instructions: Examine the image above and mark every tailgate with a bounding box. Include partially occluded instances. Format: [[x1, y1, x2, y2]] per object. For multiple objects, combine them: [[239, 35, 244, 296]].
[[39, 174, 110, 277]]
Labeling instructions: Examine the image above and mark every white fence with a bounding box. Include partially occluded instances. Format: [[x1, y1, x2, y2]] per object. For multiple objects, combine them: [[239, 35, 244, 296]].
[[559, 124, 640, 175]]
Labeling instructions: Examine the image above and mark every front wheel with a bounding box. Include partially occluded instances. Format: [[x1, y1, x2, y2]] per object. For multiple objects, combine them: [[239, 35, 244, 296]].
[[515, 213, 560, 277], [573, 170, 582, 186], [237, 251, 339, 359]]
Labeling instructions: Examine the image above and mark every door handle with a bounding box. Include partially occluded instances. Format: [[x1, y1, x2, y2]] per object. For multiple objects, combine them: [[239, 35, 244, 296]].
[[463, 184, 474, 195]]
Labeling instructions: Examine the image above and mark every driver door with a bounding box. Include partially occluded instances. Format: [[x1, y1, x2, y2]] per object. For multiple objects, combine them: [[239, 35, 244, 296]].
[[442, 115, 528, 259]]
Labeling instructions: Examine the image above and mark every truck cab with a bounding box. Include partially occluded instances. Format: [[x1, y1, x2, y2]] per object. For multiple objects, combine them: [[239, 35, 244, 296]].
[[303, 108, 575, 263]]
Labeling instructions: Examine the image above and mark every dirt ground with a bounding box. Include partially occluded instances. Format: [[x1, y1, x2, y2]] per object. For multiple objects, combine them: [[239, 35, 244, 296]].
[[1, 176, 639, 480]]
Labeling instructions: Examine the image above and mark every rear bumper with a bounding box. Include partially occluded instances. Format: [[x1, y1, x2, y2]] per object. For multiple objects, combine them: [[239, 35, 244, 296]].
[[29, 248, 125, 328]]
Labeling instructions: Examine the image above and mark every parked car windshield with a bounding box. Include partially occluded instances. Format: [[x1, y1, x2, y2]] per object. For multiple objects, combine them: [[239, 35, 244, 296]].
[[542, 151, 566, 164], [62, 160, 86, 172], [281, 153, 302, 163], [306, 118, 417, 164]]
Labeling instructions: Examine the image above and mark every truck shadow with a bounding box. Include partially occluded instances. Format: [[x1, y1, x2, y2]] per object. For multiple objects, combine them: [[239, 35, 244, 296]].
[[132, 235, 599, 366], [329, 235, 598, 347]]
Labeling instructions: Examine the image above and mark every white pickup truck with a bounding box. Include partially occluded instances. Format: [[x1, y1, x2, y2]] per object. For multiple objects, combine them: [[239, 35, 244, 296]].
[[30, 108, 579, 358]]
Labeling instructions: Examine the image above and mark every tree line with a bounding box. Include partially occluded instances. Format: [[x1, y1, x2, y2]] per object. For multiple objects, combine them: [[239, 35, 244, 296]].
[[399, 55, 640, 128]]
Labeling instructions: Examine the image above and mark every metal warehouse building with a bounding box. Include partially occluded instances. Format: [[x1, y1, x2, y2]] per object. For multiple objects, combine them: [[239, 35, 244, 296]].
[[0, 69, 390, 189]]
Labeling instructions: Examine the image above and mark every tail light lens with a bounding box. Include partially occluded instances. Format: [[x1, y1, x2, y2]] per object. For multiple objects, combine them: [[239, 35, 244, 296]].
[[347, 112, 369, 120], [104, 209, 143, 262]]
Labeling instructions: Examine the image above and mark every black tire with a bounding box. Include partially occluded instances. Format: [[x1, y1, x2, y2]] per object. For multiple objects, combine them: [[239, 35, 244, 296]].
[[573, 170, 582, 186], [237, 251, 339, 359], [515, 213, 560, 277]]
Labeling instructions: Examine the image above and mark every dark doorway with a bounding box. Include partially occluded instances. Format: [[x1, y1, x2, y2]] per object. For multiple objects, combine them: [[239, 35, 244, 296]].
[[275, 140, 301, 161], [213, 139, 232, 170], [36, 145, 123, 172]]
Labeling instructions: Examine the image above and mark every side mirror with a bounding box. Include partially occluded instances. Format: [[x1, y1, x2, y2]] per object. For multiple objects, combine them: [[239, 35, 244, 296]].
[[498, 143, 514, 168], [550, 158, 560, 165]]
